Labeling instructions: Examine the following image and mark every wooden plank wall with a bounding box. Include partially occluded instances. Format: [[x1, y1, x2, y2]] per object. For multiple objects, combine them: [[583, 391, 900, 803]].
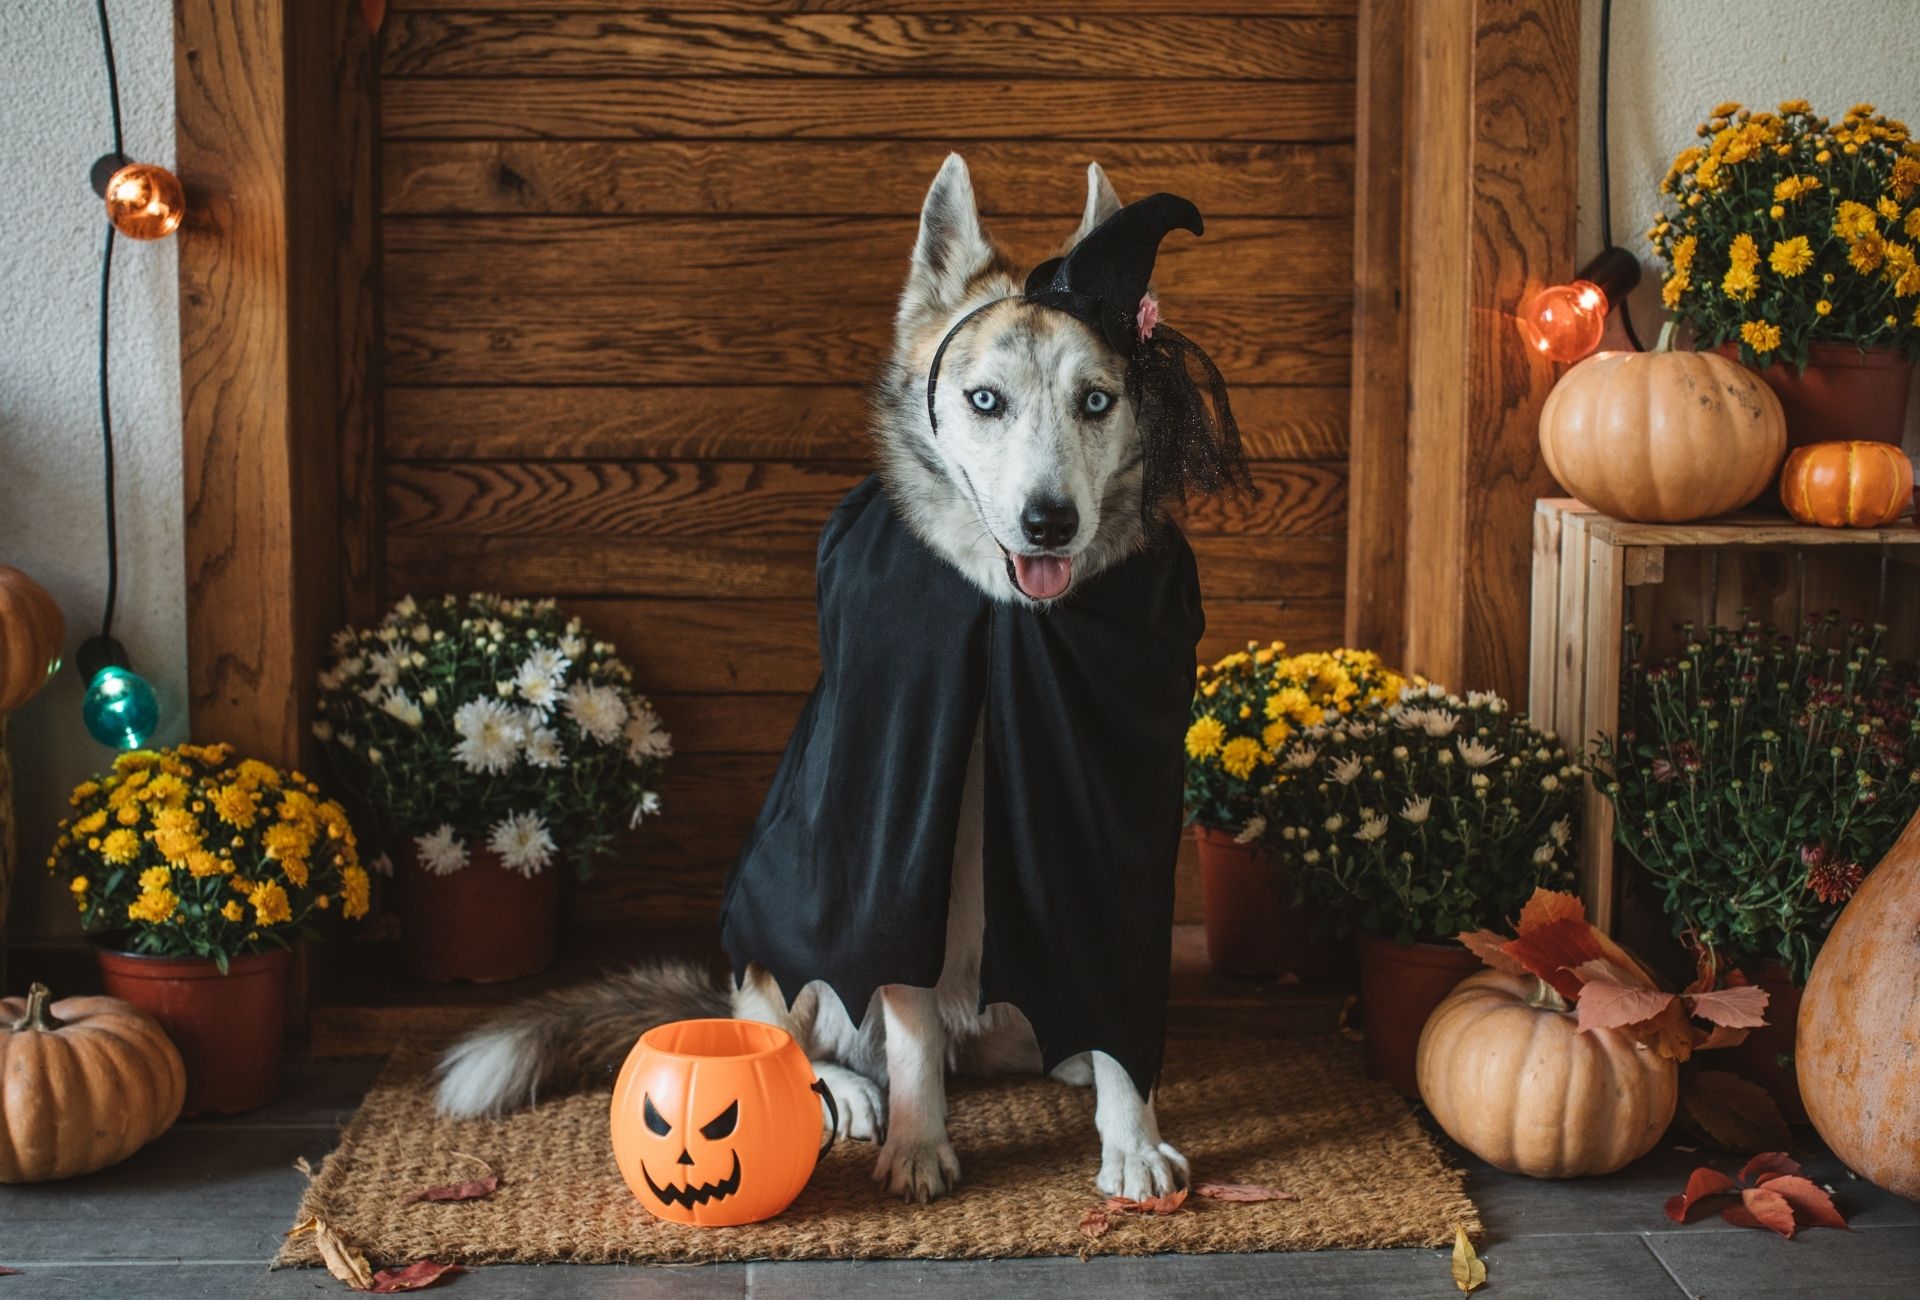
[[377, 0, 1360, 925]]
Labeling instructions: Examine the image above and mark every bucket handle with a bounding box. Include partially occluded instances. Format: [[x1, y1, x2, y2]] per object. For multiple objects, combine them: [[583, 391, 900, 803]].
[[811, 1078, 839, 1158]]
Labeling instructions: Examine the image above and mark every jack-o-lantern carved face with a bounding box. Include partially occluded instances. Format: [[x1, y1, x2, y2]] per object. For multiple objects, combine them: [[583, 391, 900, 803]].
[[639, 1092, 743, 1210], [611, 1018, 829, 1227]]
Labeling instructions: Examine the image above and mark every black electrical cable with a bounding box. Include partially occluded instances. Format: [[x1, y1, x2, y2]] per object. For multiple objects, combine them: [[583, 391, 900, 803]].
[[94, 0, 123, 641], [1596, 0, 1645, 351]]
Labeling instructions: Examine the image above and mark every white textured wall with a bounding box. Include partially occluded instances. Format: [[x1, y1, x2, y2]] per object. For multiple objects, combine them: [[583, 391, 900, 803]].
[[0, 0, 184, 941], [1579, 0, 1920, 355]]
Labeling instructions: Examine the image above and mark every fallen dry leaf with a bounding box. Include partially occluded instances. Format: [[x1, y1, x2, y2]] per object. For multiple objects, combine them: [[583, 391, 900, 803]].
[[1722, 1185, 1797, 1237], [1194, 1182, 1296, 1203], [1664, 1166, 1738, 1222], [1451, 1226, 1486, 1293], [0, 1266, 22, 1276], [312, 1217, 375, 1291], [1078, 1208, 1113, 1239], [1753, 1174, 1849, 1231], [363, 1261, 464, 1294], [1677, 1070, 1792, 1154], [1337, 994, 1364, 1043], [1740, 1151, 1802, 1181], [1106, 1186, 1190, 1216]]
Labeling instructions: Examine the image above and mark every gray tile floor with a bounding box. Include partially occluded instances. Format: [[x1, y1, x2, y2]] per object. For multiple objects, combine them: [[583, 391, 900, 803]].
[[2, 1058, 1914, 1298]]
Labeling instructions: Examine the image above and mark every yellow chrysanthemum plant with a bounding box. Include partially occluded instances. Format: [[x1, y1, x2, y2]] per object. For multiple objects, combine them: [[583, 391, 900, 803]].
[[1183, 643, 1409, 834], [1652, 99, 1920, 368], [46, 744, 370, 971]]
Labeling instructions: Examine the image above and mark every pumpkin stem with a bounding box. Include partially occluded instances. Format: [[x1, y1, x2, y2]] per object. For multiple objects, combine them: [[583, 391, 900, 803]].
[[1525, 977, 1573, 1015], [1654, 318, 1679, 354], [12, 982, 62, 1032]]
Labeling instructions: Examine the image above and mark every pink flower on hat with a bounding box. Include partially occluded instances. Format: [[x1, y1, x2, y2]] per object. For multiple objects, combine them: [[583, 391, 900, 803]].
[[1135, 294, 1161, 342]]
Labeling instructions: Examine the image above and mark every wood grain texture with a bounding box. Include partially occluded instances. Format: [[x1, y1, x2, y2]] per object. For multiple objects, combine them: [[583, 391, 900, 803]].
[[383, 383, 1351, 462], [383, 460, 1347, 539], [334, 0, 385, 627], [382, 215, 1349, 298], [381, 79, 1355, 141], [1342, 0, 1407, 659], [1401, 0, 1576, 702], [387, 0, 1357, 17], [383, 293, 1353, 386], [383, 12, 1355, 80], [388, 533, 1350, 601], [383, 140, 1355, 217]]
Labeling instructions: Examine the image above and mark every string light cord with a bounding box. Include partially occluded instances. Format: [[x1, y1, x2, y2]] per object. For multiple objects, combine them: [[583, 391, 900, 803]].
[[1596, 0, 1644, 351], [93, 0, 123, 642]]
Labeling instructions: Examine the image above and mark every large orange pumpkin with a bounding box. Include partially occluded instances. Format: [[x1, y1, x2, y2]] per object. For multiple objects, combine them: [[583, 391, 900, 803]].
[[1778, 440, 1914, 528], [1416, 971, 1678, 1178], [0, 982, 186, 1182], [1538, 347, 1786, 522], [0, 565, 64, 714], [611, 1018, 831, 1226], [1798, 809, 1920, 1200]]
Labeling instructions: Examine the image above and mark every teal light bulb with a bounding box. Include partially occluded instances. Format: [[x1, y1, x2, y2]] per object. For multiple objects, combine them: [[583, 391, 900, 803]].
[[82, 665, 159, 750]]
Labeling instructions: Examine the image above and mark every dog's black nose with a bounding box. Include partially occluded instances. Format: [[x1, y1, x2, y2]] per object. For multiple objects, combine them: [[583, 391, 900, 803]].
[[1020, 498, 1079, 548]]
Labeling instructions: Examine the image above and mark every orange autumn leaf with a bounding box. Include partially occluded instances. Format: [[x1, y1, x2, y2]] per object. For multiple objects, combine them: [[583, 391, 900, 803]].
[[1572, 976, 1677, 1034], [1664, 1152, 1846, 1239], [1664, 1166, 1737, 1222], [360, 0, 386, 34], [1078, 1207, 1113, 1239], [1752, 1174, 1849, 1231], [1517, 886, 1587, 933], [1458, 929, 1528, 976], [1502, 918, 1606, 1000], [1685, 985, 1770, 1030], [1740, 1152, 1801, 1180], [1722, 1185, 1798, 1237], [1106, 1186, 1189, 1216], [1194, 1182, 1295, 1203], [362, 1261, 464, 1294]]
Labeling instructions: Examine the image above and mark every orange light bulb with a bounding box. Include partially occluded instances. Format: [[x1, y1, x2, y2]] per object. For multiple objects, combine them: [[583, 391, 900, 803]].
[[1519, 279, 1608, 363], [103, 162, 185, 240]]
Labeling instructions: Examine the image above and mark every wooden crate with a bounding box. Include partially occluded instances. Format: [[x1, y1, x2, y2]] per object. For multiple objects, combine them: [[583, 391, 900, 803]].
[[1527, 498, 1920, 946]]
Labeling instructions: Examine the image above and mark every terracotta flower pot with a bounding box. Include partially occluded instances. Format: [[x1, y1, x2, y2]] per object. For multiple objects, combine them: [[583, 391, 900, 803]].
[[1192, 824, 1345, 981], [1355, 931, 1482, 1098], [398, 845, 559, 983], [95, 946, 289, 1116], [1725, 961, 1807, 1125], [1714, 342, 1915, 453]]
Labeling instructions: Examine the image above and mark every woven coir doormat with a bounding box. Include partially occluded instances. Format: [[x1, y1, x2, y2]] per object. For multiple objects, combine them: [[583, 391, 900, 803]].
[[278, 1018, 1478, 1266]]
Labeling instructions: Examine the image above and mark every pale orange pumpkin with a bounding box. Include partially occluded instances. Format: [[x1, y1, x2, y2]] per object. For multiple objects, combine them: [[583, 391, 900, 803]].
[[1778, 440, 1914, 528], [1416, 970, 1678, 1178], [1798, 809, 1920, 1200], [1538, 347, 1786, 523], [0, 983, 186, 1182], [0, 565, 64, 713]]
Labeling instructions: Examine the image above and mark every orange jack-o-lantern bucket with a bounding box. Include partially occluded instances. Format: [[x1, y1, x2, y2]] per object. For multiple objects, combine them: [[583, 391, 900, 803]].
[[611, 1018, 837, 1226]]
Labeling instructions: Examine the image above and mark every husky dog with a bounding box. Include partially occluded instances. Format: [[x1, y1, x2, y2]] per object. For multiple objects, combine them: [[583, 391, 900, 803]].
[[435, 155, 1188, 1203]]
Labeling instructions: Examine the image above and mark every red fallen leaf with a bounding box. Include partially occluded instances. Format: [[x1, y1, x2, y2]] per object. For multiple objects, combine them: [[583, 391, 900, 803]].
[[1516, 887, 1587, 933], [1740, 1152, 1802, 1181], [1459, 929, 1528, 976], [1502, 918, 1600, 1000], [1078, 1208, 1113, 1239], [1574, 977, 1678, 1034], [1106, 1186, 1190, 1215], [1691, 1023, 1753, 1052], [1754, 1174, 1849, 1231], [0, 1266, 21, 1276], [1664, 1166, 1738, 1222], [1722, 1185, 1797, 1237], [407, 1173, 499, 1204], [1194, 1182, 1296, 1203], [1685, 985, 1770, 1030], [360, 1261, 463, 1293], [359, 0, 386, 35], [1677, 1070, 1792, 1155]]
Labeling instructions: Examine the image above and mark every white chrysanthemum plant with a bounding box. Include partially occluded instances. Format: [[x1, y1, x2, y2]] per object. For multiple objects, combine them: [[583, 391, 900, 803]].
[[314, 594, 671, 881], [1252, 684, 1581, 945]]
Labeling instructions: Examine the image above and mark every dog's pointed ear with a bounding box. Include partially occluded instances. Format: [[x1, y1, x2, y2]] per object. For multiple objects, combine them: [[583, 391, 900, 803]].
[[1067, 162, 1123, 251], [904, 153, 993, 317]]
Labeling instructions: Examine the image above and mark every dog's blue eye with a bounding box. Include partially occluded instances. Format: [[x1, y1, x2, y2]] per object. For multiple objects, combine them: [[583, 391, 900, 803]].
[[968, 388, 1001, 414], [1084, 390, 1113, 416]]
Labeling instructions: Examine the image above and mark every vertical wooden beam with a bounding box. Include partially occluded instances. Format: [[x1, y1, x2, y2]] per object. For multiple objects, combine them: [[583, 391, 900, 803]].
[[1396, 0, 1580, 702], [176, 0, 377, 761], [334, 2, 385, 629], [1345, 0, 1409, 661]]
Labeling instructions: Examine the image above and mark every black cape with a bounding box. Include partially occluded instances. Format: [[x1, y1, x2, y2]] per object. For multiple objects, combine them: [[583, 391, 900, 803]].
[[720, 477, 1203, 1099]]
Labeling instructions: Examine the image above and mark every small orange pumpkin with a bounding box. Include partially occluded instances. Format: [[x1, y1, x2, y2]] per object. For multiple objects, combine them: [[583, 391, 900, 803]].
[[1779, 440, 1914, 528], [1416, 970, 1678, 1178], [611, 1018, 831, 1226], [0, 983, 186, 1182], [0, 565, 64, 714]]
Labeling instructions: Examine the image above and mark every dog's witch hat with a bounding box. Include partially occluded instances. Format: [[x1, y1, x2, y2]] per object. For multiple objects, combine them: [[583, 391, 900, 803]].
[[926, 191, 1253, 520]]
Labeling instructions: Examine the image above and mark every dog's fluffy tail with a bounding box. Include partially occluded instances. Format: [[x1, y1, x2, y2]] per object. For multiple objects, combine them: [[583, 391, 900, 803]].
[[433, 961, 729, 1118]]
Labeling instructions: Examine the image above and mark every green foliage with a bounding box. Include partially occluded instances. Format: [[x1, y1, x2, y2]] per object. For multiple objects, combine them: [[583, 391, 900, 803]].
[[1595, 617, 1920, 982], [1256, 688, 1580, 944]]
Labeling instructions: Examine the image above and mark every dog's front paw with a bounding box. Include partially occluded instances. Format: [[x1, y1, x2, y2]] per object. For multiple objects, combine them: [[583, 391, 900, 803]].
[[1097, 1140, 1190, 1202], [813, 1063, 885, 1143], [872, 1136, 961, 1203]]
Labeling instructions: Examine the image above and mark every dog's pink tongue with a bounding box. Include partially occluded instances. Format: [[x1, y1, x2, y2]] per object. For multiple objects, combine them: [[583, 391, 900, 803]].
[[1012, 554, 1072, 600]]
